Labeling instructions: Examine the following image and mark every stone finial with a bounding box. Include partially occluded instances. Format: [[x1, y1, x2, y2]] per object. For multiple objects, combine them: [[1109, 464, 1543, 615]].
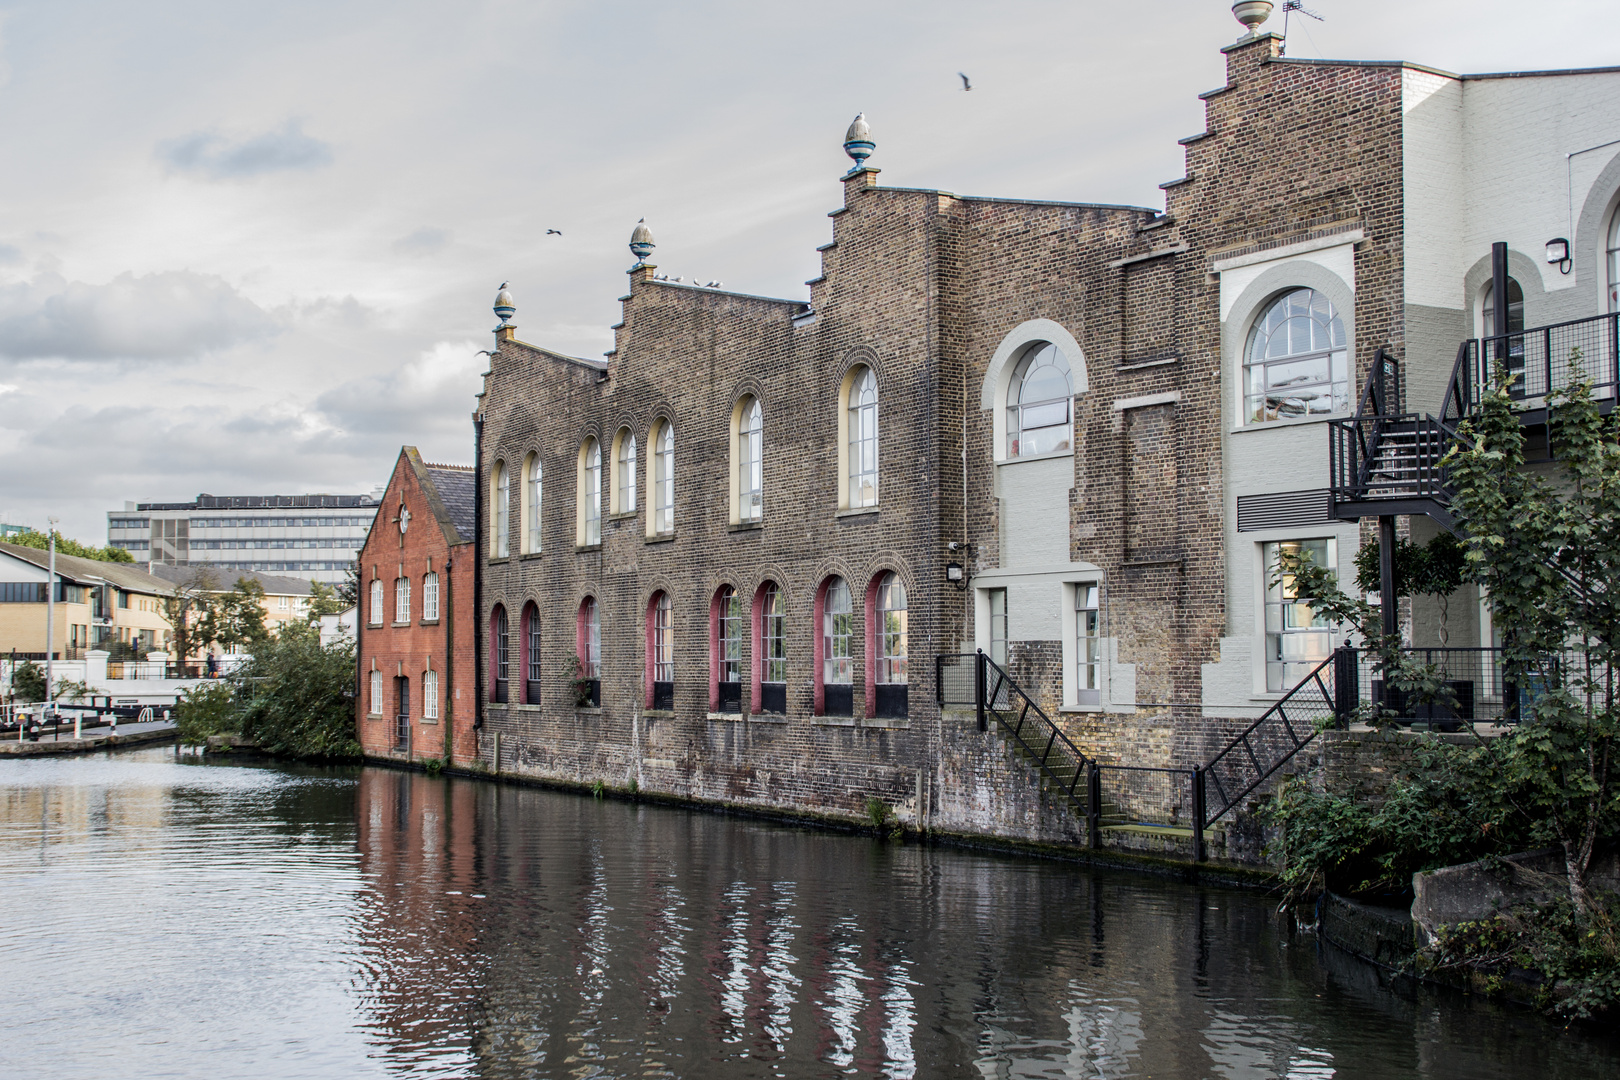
[[493, 281, 516, 327], [629, 219, 655, 265], [843, 113, 875, 172], [1232, 1, 1274, 39]]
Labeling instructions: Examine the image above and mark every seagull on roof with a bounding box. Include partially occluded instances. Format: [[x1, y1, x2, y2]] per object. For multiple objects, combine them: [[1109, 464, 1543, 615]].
[[959, 72, 972, 91], [546, 229, 562, 235]]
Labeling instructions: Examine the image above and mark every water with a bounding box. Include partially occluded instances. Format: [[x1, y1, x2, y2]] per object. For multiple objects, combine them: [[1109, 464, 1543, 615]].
[[2, 751, 1616, 1079]]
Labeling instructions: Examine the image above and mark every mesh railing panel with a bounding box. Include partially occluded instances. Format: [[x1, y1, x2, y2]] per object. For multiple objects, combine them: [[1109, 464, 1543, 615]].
[[1203, 651, 1338, 825], [935, 653, 977, 708], [1097, 766, 1194, 829]]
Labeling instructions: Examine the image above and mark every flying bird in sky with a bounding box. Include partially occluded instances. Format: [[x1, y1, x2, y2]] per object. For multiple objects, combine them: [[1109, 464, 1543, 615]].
[[546, 228, 562, 235], [959, 72, 972, 91]]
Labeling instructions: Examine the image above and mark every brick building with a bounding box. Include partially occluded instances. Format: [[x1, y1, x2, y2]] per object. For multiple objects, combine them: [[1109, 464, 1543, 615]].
[[356, 447, 478, 767], [468, 10, 1620, 847]]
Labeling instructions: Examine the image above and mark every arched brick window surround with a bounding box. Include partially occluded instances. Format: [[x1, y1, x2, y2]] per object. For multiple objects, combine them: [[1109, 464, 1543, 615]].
[[521, 601, 540, 704]]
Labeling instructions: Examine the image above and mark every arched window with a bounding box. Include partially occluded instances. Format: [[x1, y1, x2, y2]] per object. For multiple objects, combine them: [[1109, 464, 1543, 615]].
[[579, 438, 602, 546], [369, 668, 382, 714], [523, 601, 541, 704], [735, 395, 763, 524], [490, 605, 509, 702], [649, 591, 673, 709], [423, 669, 439, 720], [1006, 342, 1073, 457], [713, 585, 743, 713], [394, 576, 410, 623], [523, 452, 542, 554], [422, 572, 439, 622], [1482, 277, 1527, 392], [493, 461, 510, 557], [651, 421, 675, 535], [821, 577, 854, 716], [1482, 278, 1525, 338], [578, 597, 600, 678], [1609, 211, 1620, 313], [757, 581, 786, 714], [615, 429, 637, 513], [368, 578, 383, 626], [845, 366, 878, 508], [871, 572, 908, 719], [1243, 288, 1348, 424]]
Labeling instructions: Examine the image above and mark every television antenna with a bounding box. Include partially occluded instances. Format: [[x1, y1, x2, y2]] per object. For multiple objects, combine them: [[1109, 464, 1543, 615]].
[[1283, 0, 1324, 41]]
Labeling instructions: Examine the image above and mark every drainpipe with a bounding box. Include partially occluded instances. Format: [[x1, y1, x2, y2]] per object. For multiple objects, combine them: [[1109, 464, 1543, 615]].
[[473, 414, 485, 732]]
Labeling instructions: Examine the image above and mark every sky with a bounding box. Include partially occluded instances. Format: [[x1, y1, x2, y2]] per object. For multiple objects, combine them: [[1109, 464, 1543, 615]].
[[0, 0, 1615, 544]]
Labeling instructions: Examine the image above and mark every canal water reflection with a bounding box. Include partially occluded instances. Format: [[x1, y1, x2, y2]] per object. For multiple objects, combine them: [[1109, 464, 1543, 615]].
[[2, 751, 1617, 1079]]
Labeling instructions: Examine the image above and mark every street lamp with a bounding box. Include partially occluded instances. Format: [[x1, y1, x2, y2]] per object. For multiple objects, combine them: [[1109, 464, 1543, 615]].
[[44, 517, 57, 734]]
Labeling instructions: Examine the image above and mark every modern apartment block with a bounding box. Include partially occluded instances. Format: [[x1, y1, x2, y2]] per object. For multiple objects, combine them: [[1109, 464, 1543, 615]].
[[108, 491, 381, 585]]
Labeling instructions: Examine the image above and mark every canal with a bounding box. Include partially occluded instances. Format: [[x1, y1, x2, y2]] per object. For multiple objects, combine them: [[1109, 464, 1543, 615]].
[[2, 750, 1616, 1079]]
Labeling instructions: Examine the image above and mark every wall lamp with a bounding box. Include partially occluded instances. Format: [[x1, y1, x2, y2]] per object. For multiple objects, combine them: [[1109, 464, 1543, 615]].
[[1546, 237, 1572, 275], [945, 540, 974, 591]]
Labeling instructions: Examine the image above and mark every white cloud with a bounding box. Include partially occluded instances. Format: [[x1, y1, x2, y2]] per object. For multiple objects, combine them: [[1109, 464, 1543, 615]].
[[156, 120, 333, 180]]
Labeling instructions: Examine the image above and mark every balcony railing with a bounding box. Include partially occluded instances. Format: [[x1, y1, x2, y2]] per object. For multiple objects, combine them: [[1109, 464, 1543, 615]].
[[1441, 310, 1620, 426]]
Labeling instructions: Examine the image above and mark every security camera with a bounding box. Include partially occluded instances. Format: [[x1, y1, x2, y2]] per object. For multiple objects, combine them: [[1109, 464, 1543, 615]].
[[947, 541, 962, 551]]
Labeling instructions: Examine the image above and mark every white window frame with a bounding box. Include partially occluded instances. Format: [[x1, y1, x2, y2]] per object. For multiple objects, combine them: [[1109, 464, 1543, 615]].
[[839, 366, 878, 509], [422, 572, 439, 622], [760, 582, 786, 684], [875, 572, 908, 685], [523, 452, 542, 554], [1242, 288, 1349, 426], [395, 576, 410, 624], [369, 669, 382, 715], [652, 591, 673, 682], [1006, 342, 1074, 458], [423, 669, 439, 719], [492, 461, 510, 557], [368, 578, 383, 626], [1261, 537, 1340, 693], [579, 597, 600, 679], [650, 421, 674, 536], [614, 429, 637, 514], [733, 395, 762, 524], [578, 437, 602, 546], [823, 577, 853, 685]]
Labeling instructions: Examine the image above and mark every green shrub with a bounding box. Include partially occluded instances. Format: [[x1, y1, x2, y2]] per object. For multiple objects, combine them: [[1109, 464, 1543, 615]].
[[230, 621, 359, 760], [8, 660, 46, 703], [176, 682, 239, 744]]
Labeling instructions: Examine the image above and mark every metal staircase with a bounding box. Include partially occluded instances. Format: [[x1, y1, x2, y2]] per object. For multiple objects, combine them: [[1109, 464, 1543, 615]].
[[1328, 348, 1459, 530]]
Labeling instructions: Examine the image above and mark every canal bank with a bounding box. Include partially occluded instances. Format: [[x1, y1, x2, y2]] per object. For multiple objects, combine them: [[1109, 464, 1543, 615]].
[[0, 723, 177, 756], [4, 748, 1618, 1079]]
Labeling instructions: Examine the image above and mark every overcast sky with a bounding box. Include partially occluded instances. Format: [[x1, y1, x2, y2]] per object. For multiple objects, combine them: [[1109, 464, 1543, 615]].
[[0, 0, 1614, 544]]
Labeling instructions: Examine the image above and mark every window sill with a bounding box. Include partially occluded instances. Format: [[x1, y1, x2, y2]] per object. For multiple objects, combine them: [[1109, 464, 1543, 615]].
[[392, 621, 411, 629], [995, 448, 1075, 466], [863, 717, 910, 729], [488, 556, 510, 565], [1058, 705, 1104, 714], [836, 506, 879, 519], [813, 715, 858, 726], [419, 718, 438, 726], [367, 622, 383, 630], [574, 543, 602, 553], [609, 511, 637, 521], [576, 706, 602, 716], [728, 521, 762, 533], [1230, 412, 1348, 435], [418, 618, 440, 626], [645, 533, 677, 545], [366, 712, 385, 721], [707, 711, 746, 721], [519, 552, 543, 561], [642, 708, 676, 719]]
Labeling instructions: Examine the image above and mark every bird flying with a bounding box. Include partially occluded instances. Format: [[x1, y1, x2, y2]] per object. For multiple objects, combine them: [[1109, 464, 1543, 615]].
[[959, 72, 972, 91], [546, 229, 562, 235]]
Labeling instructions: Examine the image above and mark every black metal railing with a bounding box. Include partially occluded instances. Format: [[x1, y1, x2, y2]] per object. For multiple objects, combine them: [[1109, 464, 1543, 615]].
[[1441, 310, 1620, 424], [1201, 648, 1342, 829]]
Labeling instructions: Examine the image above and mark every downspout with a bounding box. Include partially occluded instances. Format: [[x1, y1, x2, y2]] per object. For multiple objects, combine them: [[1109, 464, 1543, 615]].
[[443, 550, 454, 763], [473, 414, 485, 732]]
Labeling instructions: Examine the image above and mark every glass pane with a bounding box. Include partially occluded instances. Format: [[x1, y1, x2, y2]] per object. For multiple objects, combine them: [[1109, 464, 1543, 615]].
[[1019, 364, 1071, 405], [1019, 400, 1070, 430]]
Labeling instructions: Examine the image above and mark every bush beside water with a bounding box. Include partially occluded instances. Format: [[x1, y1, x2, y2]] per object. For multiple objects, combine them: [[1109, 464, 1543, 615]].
[[176, 622, 359, 760]]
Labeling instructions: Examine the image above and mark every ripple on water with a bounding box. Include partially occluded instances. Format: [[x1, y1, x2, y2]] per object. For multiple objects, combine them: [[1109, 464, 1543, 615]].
[[3, 750, 1619, 1079]]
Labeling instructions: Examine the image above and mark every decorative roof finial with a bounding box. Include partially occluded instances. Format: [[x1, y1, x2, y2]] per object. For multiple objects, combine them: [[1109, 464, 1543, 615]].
[[629, 219, 655, 266], [493, 281, 515, 327], [1232, 1, 1274, 39], [843, 113, 875, 173]]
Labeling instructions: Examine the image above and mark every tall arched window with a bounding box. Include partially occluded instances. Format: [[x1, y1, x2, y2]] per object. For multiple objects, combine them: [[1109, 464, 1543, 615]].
[[394, 576, 411, 623], [490, 605, 509, 702], [423, 669, 439, 720], [369, 668, 382, 714], [1482, 277, 1527, 393], [368, 578, 383, 626], [1006, 342, 1073, 457], [1609, 211, 1620, 313], [758, 581, 785, 714], [616, 429, 637, 513], [522, 601, 541, 704], [821, 577, 853, 716], [524, 452, 542, 554], [846, 367, 878, 507], [574, 596, 600, 707], [422, 572, 439, 621], [872, 572, 908, 718], [736, 395, 762, 524], [492, 461, 510, 557], [1482, 278, 1525, 338], [713, 585, 743, 713], [649, 591, 673, 709], [1243, 289, 1348, 424], [652, 421, 674, 535], [580, 438, 602, 546]]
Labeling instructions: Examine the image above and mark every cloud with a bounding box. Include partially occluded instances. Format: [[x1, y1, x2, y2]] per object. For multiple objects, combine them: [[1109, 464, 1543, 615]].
[[157, 120, 333, 179], [0, 270, 279, 361], [0, 245, 21, 266], [312, 339, 485, 442], [394, 227, 450, 255]]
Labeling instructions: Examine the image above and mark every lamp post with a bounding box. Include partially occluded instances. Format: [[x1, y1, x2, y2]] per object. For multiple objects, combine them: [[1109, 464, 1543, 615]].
[[44, 517, 57, 734]]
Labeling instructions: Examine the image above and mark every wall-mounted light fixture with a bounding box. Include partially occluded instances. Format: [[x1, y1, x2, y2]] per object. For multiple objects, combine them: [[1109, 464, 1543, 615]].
[[1546, 237, 1572, 275], [945, 562, 964, 583]]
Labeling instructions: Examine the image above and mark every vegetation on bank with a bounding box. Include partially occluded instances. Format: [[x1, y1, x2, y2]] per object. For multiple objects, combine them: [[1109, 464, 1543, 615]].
[[176, 620, 359, 760], [1266, 373, 1620, 1017]]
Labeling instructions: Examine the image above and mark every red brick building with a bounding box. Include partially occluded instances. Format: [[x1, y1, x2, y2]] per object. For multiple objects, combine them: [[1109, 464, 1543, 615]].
[[356, 447, 477, 766]]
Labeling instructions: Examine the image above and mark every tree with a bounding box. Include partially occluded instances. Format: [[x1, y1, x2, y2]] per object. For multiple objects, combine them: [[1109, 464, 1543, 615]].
[[160, 568, 220, 663], [4, 530, 134, 563], [306, 580, 347, 620], [1442, 372, 1620, 915], [8, 659, 46, 702], [230, 619, 359, 758], [336, 561, 360, 609], [215, 577, 269, 652], [1353, 532, 1467, 644]]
